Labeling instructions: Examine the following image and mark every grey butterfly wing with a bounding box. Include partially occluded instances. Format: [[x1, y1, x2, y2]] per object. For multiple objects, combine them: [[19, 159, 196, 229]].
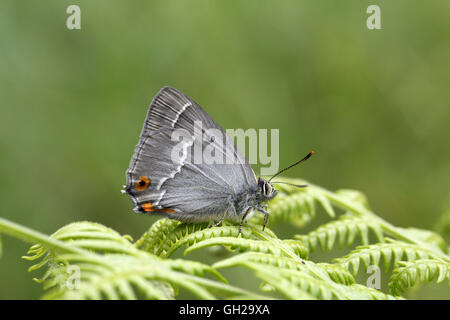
[[125, 87, 257, 222], [140, 86, 255, 186]]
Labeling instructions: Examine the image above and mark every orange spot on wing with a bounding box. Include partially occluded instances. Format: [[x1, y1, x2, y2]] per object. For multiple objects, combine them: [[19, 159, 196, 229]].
[[141, 202, 175, 214], [136, 176, 150, 191], [159, 208, 175, 214], [141, 202, 154, 212]]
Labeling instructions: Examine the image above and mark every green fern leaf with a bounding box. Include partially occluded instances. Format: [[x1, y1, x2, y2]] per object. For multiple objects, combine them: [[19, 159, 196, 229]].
[[184, 237, 308, 259], [136, 220, 259, 258], [296, 214, 384, 252], [389, 259, 450, 295], [20, 221, 265, 299], [334, 239, 446, 276], [215, 254, 399, 300], [1, 176, 449, 300]]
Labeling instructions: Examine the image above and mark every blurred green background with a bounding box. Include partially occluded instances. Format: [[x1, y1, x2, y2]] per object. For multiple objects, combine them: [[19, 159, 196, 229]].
[[1, 1, 449, 299]]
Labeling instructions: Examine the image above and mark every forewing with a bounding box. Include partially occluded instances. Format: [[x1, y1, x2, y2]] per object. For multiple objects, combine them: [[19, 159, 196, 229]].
[[125, 87, 257, 218]]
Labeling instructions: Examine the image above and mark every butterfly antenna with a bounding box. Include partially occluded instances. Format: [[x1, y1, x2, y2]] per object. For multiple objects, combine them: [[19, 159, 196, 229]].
[[271, 181, 308, 188], [268, 151, 314, 182]]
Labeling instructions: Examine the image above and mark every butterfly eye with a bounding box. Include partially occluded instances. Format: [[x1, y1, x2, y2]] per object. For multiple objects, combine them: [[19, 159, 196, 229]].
[[136, 176, 150, 191], [264, 182, 273, 196]]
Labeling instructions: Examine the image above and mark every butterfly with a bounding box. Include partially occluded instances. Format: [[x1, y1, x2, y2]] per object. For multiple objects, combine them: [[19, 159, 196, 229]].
[[123, 87, 313, 232]]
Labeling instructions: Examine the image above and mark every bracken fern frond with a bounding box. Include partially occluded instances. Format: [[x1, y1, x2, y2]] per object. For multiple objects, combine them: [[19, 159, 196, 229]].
[[334, 239, 448, 276], [296, 214, 384, 252], [389, 259, 450, 295], [17, 221, 266, 299], [0, 177, 449, 299]]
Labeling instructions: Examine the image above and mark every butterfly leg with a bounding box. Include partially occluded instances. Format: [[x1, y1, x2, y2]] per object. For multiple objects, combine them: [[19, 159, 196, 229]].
[[209, 203, 235, 228], [209, 211, 227, 228], [256, 206, 270, 231], [239, 207, 253, 234]]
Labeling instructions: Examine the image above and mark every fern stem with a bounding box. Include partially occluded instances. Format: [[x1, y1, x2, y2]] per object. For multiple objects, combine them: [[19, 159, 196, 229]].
[[0, 217, 83, 255], [251, 227, 304, 263]]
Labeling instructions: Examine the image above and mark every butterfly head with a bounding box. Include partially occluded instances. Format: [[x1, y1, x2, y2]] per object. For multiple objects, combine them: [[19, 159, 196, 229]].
[[257, 177, 278, 202]]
